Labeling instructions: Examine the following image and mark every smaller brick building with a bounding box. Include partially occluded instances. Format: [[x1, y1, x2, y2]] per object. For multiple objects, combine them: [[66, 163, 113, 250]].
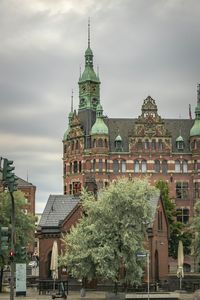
[[37, 193, 168, 284]]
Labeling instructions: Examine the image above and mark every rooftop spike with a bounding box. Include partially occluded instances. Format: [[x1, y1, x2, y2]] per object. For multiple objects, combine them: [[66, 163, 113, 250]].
[[71, 89, 74, 113], [197, 83, 200, 104], [88, 17, 90, 48]]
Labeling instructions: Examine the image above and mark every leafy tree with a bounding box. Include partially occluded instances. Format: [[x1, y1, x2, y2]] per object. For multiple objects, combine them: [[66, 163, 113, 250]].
[[60, 178, 158, 287], [156, 179, 192, 258], [0, 190, 35, 291], [191, 198, 200, 264]]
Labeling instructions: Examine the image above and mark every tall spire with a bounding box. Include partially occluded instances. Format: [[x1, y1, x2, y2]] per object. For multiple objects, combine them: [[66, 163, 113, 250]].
[[88, 17, 90, 48]]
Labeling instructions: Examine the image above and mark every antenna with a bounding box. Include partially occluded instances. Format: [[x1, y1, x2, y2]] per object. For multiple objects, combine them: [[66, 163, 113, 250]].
[[71, 89, 73, 113]]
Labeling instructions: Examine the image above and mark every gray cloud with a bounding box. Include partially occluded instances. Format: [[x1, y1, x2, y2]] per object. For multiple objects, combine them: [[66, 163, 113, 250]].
[[0, 0, 200, 212]]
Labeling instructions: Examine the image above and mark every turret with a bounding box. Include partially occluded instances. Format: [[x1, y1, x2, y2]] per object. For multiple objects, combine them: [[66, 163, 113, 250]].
[[190, 84, 200, 153]]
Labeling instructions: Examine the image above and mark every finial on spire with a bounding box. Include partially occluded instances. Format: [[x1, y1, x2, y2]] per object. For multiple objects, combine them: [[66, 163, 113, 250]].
[[71, 89, 73, 113], [197, 83, 200, 104], [88, 17, 90, 48]]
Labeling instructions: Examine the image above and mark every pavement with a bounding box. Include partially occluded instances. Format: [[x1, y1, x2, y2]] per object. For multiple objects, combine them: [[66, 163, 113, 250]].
[[0, 288, 197, 300]]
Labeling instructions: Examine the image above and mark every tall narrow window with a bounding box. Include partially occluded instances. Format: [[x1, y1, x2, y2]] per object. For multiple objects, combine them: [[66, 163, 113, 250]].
[[99, 159, 103, 172], [144, 139, 149, 150], [70, 162, 72, 174], [141, 160, 147, 173], [154, 160, 160, 173], [158, 140, 163, 150], [183, 161, 188, 173], [75, 140, 79, 150], [121, 160, 126, 173], [113, 160, 119, 174], [134, 160, 140, 173], [152, 140, 156, 150], [162, 160, 168, 174], [105, 159, 108, 172], [137, 139, 143, 150], [98, 138, 103, 147], [175, 160, 181, 173], [93, 139, 96, 148], [79, 161, 82, 173], [73, 161, 78, 173], [93, 159, 96, 172]]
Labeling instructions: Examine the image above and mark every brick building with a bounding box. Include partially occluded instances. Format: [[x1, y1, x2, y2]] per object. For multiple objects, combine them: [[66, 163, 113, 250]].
[[62, 25, 200, 274]]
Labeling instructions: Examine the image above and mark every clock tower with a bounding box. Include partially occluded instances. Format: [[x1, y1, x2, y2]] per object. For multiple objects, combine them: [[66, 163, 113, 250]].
[[78, 20, 101, 148]]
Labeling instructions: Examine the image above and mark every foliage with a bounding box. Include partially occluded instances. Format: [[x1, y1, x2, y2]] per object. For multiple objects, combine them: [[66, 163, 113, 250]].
[[60, 178, 158, 285], [156, 179, 192, 258], [0, 190, 36, 266], [191, 198, 200, 263]]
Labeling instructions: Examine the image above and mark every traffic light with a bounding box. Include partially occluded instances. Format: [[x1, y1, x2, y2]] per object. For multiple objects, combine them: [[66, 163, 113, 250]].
[[9, 249, 14, 261], [0, 226, 9, 252], [20, 247, 27, 262], [2, 158, 18, 192]]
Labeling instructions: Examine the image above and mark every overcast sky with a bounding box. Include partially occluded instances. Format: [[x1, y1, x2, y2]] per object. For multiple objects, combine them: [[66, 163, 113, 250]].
[[0, 0, 200, 213]]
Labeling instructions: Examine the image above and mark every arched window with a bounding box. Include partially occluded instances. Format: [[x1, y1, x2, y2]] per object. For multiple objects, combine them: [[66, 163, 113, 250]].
[[141, 160, 147, 173], [93, 159, 96, 172], [93, 139, 96, 148], [98, 138, 103, 147], [152, 140, 156, 150], [71, 140, 74, 151], [175, 160, 181, 173], [162, 160, 168, 174], [85, 159, 91, 170], [154, 160, 160, 173], [134, 160, 140, 173], [75, 140, 79, 150], [183, 160, 188, 173], [144, 139, 149, 150], [121, 160, 126, 173], [158, 140, 163, 150], [73, 161, 78, 173], [104, 139, 108, 148], [113, 160, 119, 174], [99, 159, 103, 172]]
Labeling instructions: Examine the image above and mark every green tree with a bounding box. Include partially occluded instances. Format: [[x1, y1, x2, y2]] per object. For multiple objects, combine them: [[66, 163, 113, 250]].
[[60, 178, 158, 287], [191, 198, 200, 265], [156, 179, 192, 258], [0, 190, 35, 291]]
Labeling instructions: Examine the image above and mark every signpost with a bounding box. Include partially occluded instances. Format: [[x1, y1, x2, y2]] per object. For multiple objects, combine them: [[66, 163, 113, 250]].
[[16, 263, 26, 296]]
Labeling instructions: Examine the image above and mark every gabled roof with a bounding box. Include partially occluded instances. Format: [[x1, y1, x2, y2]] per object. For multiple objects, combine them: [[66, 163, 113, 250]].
[[39, 194, 79, 228], [17, 177, 35, 187]]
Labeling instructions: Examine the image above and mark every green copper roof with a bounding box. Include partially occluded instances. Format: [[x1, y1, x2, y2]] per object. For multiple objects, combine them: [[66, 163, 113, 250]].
[[63, 129, 69, 140], [176, 135, 184, 142], [91, 103, 108, 135], [190, 104, 200, 137], [79, 66, 100, 83], [85, 47, 93, 56], [91, 117, 109, 135]]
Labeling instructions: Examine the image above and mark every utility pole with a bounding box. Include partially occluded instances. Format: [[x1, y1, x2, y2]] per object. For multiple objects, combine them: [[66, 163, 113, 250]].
[[9, 191, 15, 300]]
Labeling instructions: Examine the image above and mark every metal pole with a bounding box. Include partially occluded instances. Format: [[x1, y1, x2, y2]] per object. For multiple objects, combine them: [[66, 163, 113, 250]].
[[10, 192, 15, 300], [147, 252, 150, 300]]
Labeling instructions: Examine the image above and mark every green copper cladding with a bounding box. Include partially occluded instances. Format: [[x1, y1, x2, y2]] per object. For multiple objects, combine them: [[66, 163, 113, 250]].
[[190, 84, 200, 137], [91, 103, 108, 135]]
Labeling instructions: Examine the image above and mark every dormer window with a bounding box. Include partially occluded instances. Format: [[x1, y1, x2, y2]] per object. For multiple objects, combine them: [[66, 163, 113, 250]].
[[176, 135, 184, 150]]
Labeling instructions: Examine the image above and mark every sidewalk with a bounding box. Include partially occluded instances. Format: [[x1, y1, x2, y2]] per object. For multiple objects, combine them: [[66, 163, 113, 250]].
[[0, 288, 195, 300]]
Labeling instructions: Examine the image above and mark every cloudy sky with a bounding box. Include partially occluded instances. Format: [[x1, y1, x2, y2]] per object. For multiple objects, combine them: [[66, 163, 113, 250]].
[[0, 0, 200, 213]]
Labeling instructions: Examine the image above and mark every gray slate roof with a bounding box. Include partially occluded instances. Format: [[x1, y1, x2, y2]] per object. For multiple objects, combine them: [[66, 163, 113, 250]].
[[39, 194, 79, 228], [17, 177, 35, 187], [104, 118, 194, 153]]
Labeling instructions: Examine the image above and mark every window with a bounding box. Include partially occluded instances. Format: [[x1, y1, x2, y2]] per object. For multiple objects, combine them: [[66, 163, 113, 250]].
[[105, 159, 108, 172], [175, 160, 181, 173], [176, 182, 189, 199], [113, 159, 119, 173], [99, 159, 103, 172], [104, 139, 108, 148], [158, 140, 163, 150], [93, 159, 96, 172], [176, 208, 189, 224], [176, 140, 184, 150], [121, 160, 126, 173], [158, 211, 163, 231], [73, 182, 81, 195], [75, 140, 79, 150], [152, 140, 156, 150], [134, 160, 139, 173], [85, 159, 91, 170], [79, 161, 82, 173], [73, 161, 78, 173], [183, 161, 188, 173], [162, 160, 168, 174], [70, 162, 72, 174], [93, 139, 96, 148], [71, 141, 74, 151], [64, 185, 67, 194], [144, 139, 149, 150], [98, 138, 103, 147], [141, 160, 147, 173], [154, 160, 160, 173], [194, 182, 200, 199], [194, 160, 198, 171]]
